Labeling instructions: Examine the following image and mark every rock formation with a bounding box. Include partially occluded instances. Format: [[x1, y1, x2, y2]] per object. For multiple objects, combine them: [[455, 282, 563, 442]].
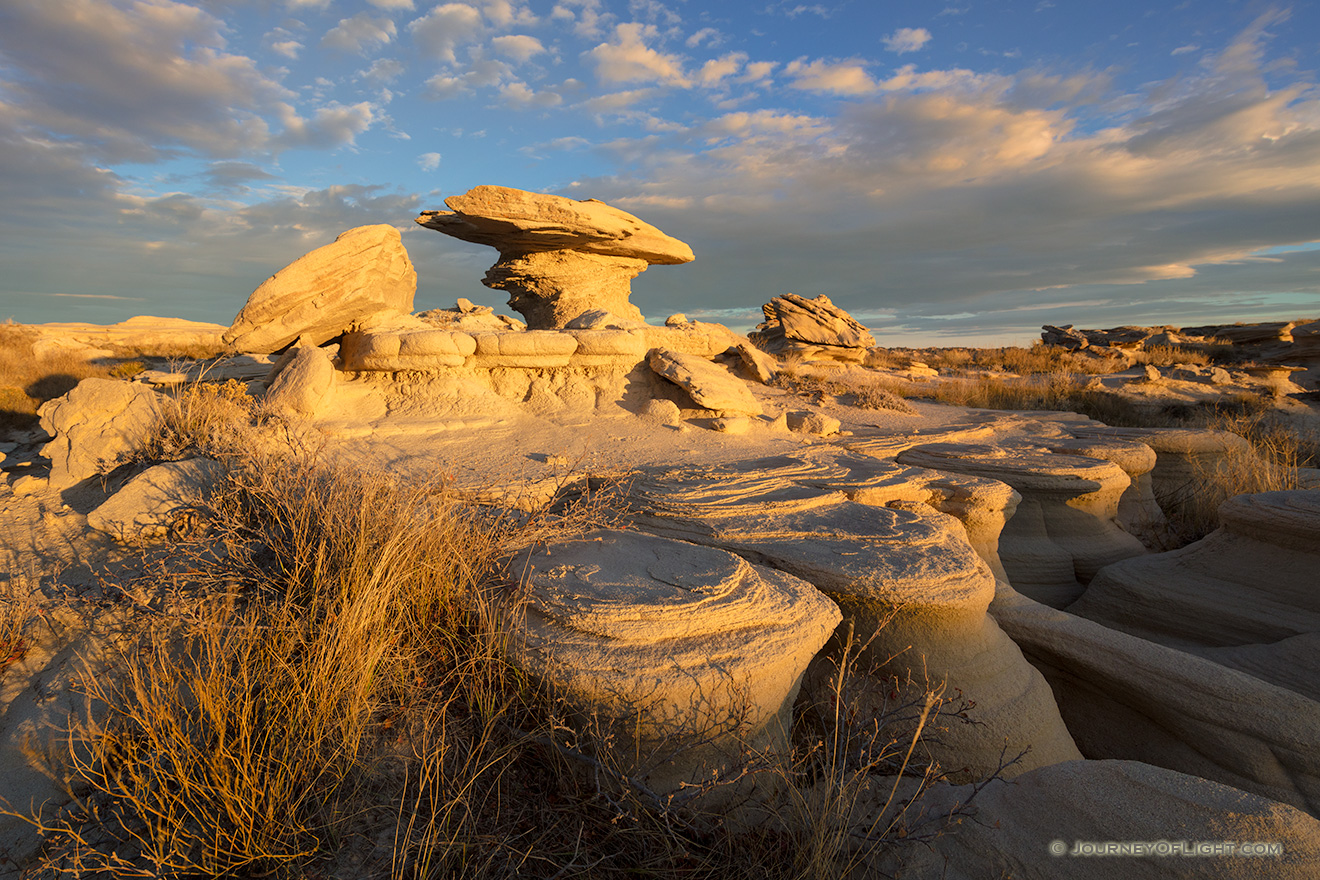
[[1068, 490, 1320, 648], [415, 186, 694, 329], [38, 379, 164, 489], [750, 293, 876, 362], [508, 529, 839, 797], [626, 455, 1081, 781], [224, 225, 417, 353], [647, 348, 763, 415], [992, 583, 1320, 815], [87, 458, 224, 542], [895, 442, 1147, 607]]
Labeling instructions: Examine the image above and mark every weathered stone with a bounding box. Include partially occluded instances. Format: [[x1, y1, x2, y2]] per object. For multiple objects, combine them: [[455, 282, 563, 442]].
[[885, 759, 1320, 878], [469, 331, 579, 368], [647, 348, 762, 415], [993, 583, 1320, 816], [39, 379, 164, 489], [416, 186, 693, 329], [726, 341, 778, 384], [339, 328, 477, 371], [224, 225, 417, 353], [87, 458, 224, 542], [1070, 491, 1320, 648], [1030, 436, 1166, 548], [896, 443, 1147, 608], [751, 293, 876, 355], [786, 411, 840, 436], [1041, 324, 1090, 350], [264, 345, 336, 418], [509, 529, 839, 798], [564, 329, 647, 366], [628, 457, 1081, 781]]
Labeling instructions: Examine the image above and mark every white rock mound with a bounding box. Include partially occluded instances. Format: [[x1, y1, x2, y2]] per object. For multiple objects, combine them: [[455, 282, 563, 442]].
[[38, 378, 164, 489]]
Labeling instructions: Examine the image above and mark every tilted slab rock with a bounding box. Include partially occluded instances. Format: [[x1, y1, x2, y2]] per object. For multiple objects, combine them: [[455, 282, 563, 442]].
[[510, 529, 839, 797], [87, 458, 224, 542], [628, 458, 1080, 781], [224, 225, 417, 353], [647, 348, 763, 415], [896, 443, 1146, 608], [1068, 490, 1320, 647], [752, 293, 876, 352], [39, 378, 164, 489], [885, 759, 1320, 879], [416, 185, 693, 329], [992, 583, 1320, 816]]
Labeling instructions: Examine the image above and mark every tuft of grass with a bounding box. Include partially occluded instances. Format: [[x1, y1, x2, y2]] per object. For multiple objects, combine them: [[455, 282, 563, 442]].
[[772, 365, 916, 414]]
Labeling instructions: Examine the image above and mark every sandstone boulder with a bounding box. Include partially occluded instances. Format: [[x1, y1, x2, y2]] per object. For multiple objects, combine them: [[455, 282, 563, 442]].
[[896, 443, 1147, 607], [339, 328, 477, 371], [264, 345, 337, 418], [87, 458, 224, 542], [885, 759, 1320, 879], [750, 293, 876, 359], [224, 225, 417, 353], [509, 529, 839, 798], [39, 379, 164, 489], [416, 186, 693, 329], [1030, 436, 1167, 548], [647, 348, 762, 415]]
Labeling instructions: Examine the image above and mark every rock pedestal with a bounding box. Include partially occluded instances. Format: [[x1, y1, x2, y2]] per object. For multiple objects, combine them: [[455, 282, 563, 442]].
[[510, 529, 839, 799], [416, 186, 693, 329]]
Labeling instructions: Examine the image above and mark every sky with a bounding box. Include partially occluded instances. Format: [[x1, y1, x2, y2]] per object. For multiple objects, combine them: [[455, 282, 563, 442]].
[[1, 0, 1319, 346]]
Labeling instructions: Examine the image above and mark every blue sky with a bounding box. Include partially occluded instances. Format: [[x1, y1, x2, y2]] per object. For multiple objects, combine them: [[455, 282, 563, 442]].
[[1, 0, 1318, 345]]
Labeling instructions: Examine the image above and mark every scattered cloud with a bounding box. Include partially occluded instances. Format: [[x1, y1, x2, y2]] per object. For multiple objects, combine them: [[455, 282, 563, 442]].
[[585, 23, 691, 87], [418, 151, 441, 170], [321, 12, 397, 54], [697, 53, 747, 88], [408, 3, 484, 63], [784, 58, 877, 95], [360, 58, 406, 86], [883, 27, 932, 54], [1171, 44, 1200, 56], [491, 34, 547, 62], [686, 27, 721, 48], [368, 0, 415, 9]]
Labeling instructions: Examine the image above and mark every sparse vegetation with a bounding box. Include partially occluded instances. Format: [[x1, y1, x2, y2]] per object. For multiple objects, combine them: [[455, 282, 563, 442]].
[[772, 364, 916, 414], [10, 396, 986, 878]]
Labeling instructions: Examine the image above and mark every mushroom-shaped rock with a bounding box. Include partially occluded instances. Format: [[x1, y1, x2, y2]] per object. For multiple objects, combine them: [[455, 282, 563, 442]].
[[416, 186, 693, 329], [224, 225, 417, 353], [647, 348, 762, 415], [39, 379, 164, 489], [896, 443, 1147, 608], [628, 458, 1080, 781], [1027, 436, 1166, 548], [1069, 425, 1254, 513], [750, 293, 876, 361], [510, 529, 839, 798], [1068, 490, 1320, 648], [883, 759, 1320, 879], [991, 582, 1320, 816]]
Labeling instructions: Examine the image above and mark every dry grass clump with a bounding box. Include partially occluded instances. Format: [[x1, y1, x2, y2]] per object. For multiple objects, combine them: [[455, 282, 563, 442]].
[[0, 324, 120, 436], [907, 344, 1127, 376], [772, 365, 916, 414], [17, 436, 976, 878]]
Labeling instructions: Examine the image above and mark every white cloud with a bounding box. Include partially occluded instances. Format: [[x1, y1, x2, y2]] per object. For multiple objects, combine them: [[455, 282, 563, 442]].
[[360, 58, 405, 85], [580, 88, 659, 114], [585, 23, 690, 87], [368, 0, 416, 9], [550, 0, 609, 37], [500, 81, 564, 108], [686, 27, 720, 48], [697, 53, 747, 88], [491, 34, 546, 62], [418, 151, 441, 170], [322, 13, 397, 54], [884, 27, 932, 54], [270, 40, 303, 58], [408, 3, 484, 63], [273, 101, 375, 149], [1171, 44, 1200, 56], [784, 58, 877, 95]]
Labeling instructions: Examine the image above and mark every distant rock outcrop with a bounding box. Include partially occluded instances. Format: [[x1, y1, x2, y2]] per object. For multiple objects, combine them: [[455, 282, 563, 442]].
[[224, 225, 417, 353], [750, 293, 876, 362], [416, 186, 694, 329]]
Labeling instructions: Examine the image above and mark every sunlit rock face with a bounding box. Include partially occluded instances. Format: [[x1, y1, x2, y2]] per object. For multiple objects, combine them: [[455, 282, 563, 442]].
[[224, 225, 417, 354], [416, 185, 694, 329], [750, 293, 877, 363], [38, 378, 164, 489], [897, 442, 1147, 608], [626, 453, 1081, 781], [508, 529, 839, 799]]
